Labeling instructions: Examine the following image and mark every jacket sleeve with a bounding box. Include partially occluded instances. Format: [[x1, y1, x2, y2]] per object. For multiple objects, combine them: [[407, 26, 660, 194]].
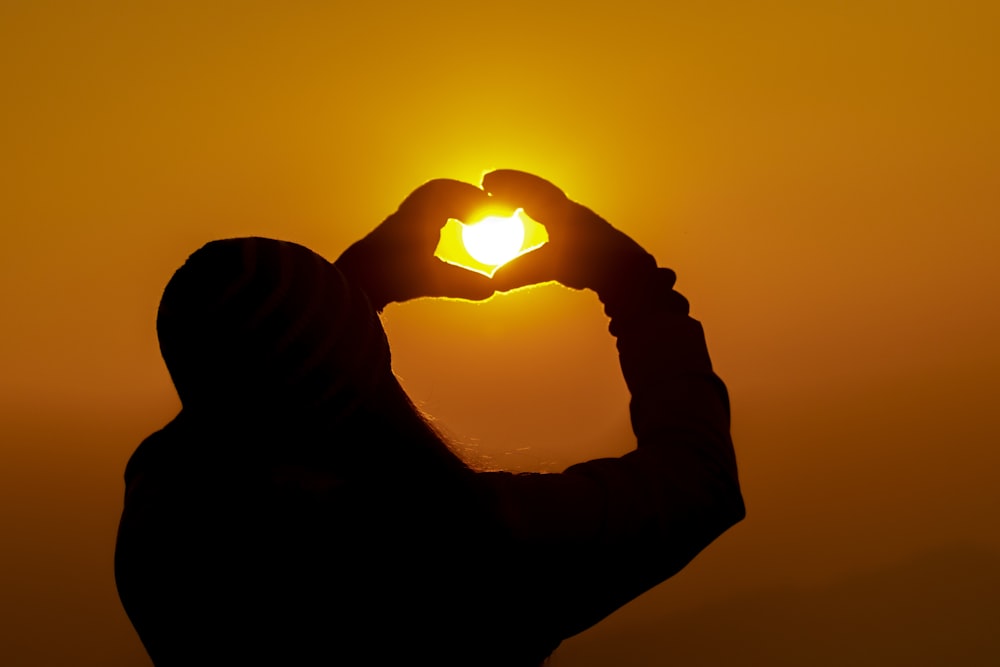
[[478, 267, 745, 640]]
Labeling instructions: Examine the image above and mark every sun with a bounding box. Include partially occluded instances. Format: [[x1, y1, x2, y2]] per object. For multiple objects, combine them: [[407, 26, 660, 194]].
[[434, 208, 548, 278], [461, 212, 527, 267]]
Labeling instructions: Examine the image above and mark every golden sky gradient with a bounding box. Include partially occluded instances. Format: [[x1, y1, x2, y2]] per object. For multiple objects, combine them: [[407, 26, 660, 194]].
[[2, 1, 998, 664]]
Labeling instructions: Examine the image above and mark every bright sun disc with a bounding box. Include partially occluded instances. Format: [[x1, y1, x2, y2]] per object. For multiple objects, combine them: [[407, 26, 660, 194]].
[[461, 213, 526, 267]]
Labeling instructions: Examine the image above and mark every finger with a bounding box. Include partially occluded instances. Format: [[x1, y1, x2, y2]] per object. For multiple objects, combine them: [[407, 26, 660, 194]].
[[399, 179, 500, 227], [490, 243, 574, 292], [481, 170, 571, 225], [427, 259, 497, 301]]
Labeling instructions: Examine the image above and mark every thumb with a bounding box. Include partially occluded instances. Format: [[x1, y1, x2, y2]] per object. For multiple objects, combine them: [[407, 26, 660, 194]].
[[490, 243, 580, 292], [425, 259, 497, 301]]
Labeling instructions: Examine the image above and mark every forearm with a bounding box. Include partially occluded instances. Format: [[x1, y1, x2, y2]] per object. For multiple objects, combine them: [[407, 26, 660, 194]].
[[592, 266, 744, 531]]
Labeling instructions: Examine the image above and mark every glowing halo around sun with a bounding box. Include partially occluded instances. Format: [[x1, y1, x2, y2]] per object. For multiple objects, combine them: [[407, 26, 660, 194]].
[[434, 208, 549, 278]]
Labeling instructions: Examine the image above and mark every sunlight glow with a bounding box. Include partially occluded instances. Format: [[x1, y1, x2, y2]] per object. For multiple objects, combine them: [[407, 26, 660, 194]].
[[461, 213, 526, 266], [434, 208, 548, 278]]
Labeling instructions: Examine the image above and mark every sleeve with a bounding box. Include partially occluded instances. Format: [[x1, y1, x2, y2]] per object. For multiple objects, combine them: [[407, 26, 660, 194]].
[[478, 267, 745, 640]]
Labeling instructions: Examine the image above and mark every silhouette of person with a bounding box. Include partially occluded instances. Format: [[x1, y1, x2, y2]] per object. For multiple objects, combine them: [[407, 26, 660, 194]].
[[114, 170, 745, 666]]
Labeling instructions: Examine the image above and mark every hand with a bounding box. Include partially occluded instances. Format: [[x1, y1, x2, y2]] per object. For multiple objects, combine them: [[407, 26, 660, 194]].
[[335, 179, 507, 310], [482, 170, 658, 297]]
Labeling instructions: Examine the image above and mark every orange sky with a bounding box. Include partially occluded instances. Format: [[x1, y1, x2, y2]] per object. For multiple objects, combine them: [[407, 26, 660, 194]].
[[2, 2, 998, 664]]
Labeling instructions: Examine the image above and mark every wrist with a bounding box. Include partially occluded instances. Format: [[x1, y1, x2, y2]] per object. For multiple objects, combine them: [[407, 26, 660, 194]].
[[591, 250, 659, 303], [600, 266, 689, 325]]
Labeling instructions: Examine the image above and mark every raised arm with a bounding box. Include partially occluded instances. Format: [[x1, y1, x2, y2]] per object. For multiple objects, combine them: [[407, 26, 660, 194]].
[[480, 170, 745, 640]]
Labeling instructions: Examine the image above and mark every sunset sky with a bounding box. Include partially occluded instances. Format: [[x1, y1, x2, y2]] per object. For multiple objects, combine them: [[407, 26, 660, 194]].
[[2, 1, 998, 664]]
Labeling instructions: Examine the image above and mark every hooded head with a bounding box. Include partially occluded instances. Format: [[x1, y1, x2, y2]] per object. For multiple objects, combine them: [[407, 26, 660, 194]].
[[156, 237, 391, 427]]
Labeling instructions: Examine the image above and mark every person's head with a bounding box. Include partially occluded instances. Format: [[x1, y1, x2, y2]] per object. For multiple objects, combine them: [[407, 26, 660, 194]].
[[156, 237, 392, 429]]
